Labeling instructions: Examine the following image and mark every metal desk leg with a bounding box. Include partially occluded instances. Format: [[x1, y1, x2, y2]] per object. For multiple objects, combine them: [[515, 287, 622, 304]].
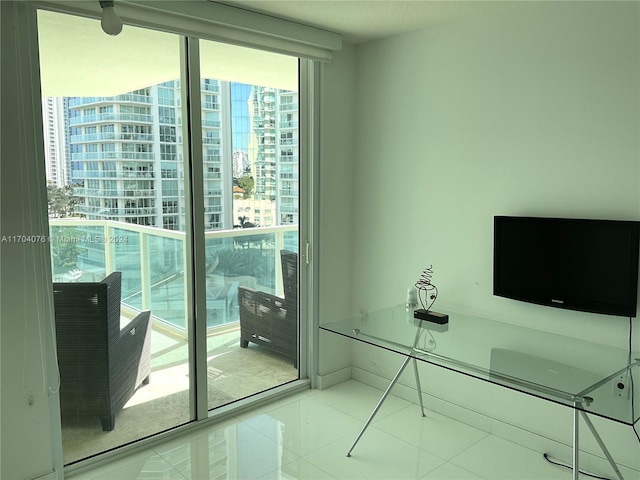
[[346, 356, 411, 457], [412, 357, 426, 417], [572, 405, 580, 480], [580, 411, 624, 480]]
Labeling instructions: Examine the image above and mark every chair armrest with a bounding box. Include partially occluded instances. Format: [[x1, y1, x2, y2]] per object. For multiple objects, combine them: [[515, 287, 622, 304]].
[[239, 287, 287, 320], [119, 310, 151, 341], [112, 310, 152, 391], [239, 286, 284, 309], [102, 271, 122, 285], [113, 311, 151, 367]]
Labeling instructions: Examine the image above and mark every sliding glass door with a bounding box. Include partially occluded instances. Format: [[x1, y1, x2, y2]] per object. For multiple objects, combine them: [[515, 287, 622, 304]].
[[38, 7, 301, 465], [197, 38, 300, 410]]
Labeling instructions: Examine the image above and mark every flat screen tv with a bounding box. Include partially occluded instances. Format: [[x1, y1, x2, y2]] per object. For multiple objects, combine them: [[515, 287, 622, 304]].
[[493, 216, 640, 317]]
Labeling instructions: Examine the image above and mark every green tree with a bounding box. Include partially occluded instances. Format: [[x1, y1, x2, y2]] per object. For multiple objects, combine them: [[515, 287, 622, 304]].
[[50, 226, 86, 273], [237, 175, 254, 199], [236, 215, 256, 228], [47, 183, 81, 218]]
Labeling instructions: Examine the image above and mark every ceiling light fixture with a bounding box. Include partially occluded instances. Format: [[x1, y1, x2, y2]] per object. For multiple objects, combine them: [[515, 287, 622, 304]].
[[99, 0, 123, 36]]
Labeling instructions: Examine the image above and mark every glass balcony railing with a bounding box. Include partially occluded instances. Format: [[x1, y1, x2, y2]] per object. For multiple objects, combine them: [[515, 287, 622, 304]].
[[70, 113, 154, 125], [201, 82, 220, 93], [70, 133, 155, 143], [202, 119, 221, 128], [75, 206, 157, 216], [72, 152, 119, 161], [49, 219, 298, 338], [279, 190, 299, 197], [73, 170, 155, 179], [68, 94, 153, 107]]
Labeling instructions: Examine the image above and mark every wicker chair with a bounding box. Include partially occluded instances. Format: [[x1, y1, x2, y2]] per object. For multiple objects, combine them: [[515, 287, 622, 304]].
[[238, 250, 298, 366], [53, 272, 152, 431]]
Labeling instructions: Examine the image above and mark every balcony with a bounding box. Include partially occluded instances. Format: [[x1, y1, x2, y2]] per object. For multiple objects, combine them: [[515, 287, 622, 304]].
[[70, 132, 115, 143], [69, 94, 153, 107], [74, 170, 156, 180], [120, 152, 155, 161], [74, 188, 119, 197], [73, 170, 118, 179], [75, 188, 156, 198], [49, 219, 299, 464], [202, 119, 221, 128], [72, 152, 155, 162], [201, 82, 220, 93], [70, 113, 154, 126], [117, 133, 154, 142], [279, 205, 298, 214], [75, 205, 157, 216], [204, 205, 222, 213], [49, 219, 297, 336], [72, 152, 119, 161], [70, 133, 155, 144]]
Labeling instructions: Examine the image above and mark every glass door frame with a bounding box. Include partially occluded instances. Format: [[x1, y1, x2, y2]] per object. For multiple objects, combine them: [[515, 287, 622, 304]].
[[181, 36, 316, 422], [33, 2, 318, 469]]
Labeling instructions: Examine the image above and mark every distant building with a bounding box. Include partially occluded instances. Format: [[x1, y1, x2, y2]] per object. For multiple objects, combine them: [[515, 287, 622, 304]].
[[53, 80, 298, 231], [41, 96, 70, 187]]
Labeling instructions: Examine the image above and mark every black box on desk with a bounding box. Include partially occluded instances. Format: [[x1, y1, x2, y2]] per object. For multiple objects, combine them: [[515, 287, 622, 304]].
[[414, 309, 449, 325]]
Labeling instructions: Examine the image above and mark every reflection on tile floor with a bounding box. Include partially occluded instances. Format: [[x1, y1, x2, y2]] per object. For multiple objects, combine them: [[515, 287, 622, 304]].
[[69, 380, 615, 479]]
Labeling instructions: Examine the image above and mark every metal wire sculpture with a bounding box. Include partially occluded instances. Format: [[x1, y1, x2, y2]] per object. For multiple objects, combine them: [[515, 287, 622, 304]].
[[415, 265, 438, 312]]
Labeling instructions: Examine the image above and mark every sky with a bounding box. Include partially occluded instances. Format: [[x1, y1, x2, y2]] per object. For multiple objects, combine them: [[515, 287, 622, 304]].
[[230, 83, 252, 152]]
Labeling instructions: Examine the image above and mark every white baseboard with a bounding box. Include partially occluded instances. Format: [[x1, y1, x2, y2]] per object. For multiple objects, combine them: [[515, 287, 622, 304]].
[[316, 366, 352, 390], [32, 470, 58, 480]]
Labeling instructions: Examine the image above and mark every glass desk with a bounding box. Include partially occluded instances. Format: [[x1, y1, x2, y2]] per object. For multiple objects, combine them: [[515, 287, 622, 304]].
[[320, 305, 640, 480]]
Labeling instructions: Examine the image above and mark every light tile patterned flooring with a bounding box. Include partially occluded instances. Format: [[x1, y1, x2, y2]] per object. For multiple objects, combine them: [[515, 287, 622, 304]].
[[68, 380, 614, 480]]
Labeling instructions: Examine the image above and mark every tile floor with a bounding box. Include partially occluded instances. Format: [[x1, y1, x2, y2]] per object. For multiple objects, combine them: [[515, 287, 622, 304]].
[[68, 380, 601, 479]]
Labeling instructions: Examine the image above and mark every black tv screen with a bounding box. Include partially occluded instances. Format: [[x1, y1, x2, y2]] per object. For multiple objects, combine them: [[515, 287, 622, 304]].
[[493, 216, 640, 317]]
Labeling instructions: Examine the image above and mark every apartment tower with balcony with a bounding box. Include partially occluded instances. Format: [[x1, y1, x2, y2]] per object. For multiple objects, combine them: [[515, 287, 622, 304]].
[[248, 87, 299, 226], [66, 80, 297, 231]]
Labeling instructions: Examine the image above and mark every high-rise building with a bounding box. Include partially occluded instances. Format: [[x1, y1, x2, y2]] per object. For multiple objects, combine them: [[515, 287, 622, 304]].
[[277, 89, 299, 225], [64, 80, 298, 231], [41, 96, 70, 187], [248, 86, 299, 225], [69, 86, 166, 227]]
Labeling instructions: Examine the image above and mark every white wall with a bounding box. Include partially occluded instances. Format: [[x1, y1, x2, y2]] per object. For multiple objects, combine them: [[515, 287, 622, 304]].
[[354, 1, 639, 333], [1, 2, 64, 479], [316, 44, 358, 384], [349, 0, 640, 473]]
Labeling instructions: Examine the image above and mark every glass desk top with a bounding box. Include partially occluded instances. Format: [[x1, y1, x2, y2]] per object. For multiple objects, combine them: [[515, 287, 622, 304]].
[[320, 305, 640, 426]]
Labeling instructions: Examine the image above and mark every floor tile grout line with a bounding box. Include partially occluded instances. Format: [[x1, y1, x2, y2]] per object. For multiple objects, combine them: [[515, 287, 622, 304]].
[[70, 380, 608, 480], [446, 434, 578, 480], [418, 460, 491, 480], [370, 401, 492, 463]]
